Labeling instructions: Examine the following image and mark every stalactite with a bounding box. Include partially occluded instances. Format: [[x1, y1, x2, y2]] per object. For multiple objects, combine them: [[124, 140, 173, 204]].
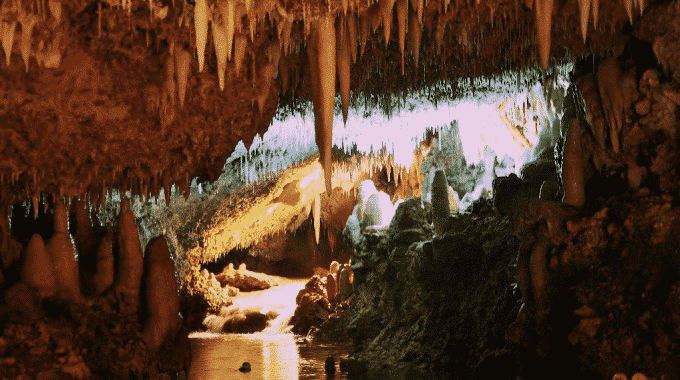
[[175, 48, 191, 108], [313, 192, 321, 244], [381, 0, 396, 47], [347, 13, 358, 63], [592, 0, 599, 29], [409, 6, 422, 68], [397, 0, 407, 75], [2, 19, 17, 67], [219, 0, 235, 61], [195, 0, 209, 73], [360, 15, 369, 57], [312, 14, 336, 195], [234, 34, 248, 77], [578, 0, 591, 43], [535, 0, 553, 70], [624, 0, 634, 24], [336, 16, 351, 125], [212, 15, 228, 91], [19, 12, 37, 72]]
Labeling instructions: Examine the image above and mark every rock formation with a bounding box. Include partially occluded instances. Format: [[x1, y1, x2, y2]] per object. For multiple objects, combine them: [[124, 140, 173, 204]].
[[113, 197, 144, 312], [45, 199, 81, 303], [141, 236, 182, 351], [430, 169, 450, 237], [21, 233, 56, 298]]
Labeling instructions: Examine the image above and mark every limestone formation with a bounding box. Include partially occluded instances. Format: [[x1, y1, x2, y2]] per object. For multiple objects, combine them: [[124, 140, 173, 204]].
[[214, 263, 279, 291], [72, 199, 96, 258], [431, 169, 450, 236], [93, 231, 114, 295], [326, 273, 336, 309], [357, 180, 378, 220], [338, 266, 351, 301], [21, 233, 56, 298], [114, 197, 144, 312], [360, 192, 394, 232], [142, 236, 182, 351], [46, 199, 82, 303], [330, 261, 340, 275]]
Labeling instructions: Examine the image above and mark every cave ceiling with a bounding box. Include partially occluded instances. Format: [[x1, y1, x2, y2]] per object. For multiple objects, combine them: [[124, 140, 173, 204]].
[[0, 0, 660, 206]]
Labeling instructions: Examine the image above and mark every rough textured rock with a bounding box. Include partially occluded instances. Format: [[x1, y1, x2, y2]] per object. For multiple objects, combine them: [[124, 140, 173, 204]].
[[213, 263, 279, 291], [113, 198, 144, 312], [45, 199, 81, 303]]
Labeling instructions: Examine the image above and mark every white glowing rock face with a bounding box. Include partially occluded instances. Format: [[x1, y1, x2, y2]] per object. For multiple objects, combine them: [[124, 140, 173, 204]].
[[93, 232, 114, 295], [194, 0, 208, 73], [357, 180, 378, 220], [361, 192, 395, 230], [344, 205, 361, 246], [22, 234, 56, 298], [114, 198, 144, 311], [47, 201, 81, 303], [142, 236, 181, 351]]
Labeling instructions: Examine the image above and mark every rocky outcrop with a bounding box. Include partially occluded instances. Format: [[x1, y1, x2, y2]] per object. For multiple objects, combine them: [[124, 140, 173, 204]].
[[214, 263, 279, 291]]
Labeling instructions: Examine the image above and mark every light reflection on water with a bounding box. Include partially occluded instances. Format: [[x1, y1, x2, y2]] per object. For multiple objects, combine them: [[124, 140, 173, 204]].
[[188, 278, 351, 380]]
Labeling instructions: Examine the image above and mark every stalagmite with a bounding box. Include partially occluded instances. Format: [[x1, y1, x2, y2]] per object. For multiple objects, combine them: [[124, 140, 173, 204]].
[[397, 0, 407, 75], [19, 12, 37, 72], [315, 14, 336, 195], [578, 0, 591, 43], [93, 231, 114, 295], [218, 0, 235, 61], [336, 18, 351, 125], [46, 199, 82, 303], [562, 120, 586, 208], [175, 48, 191, 108], [431, 169, 449, 236], [408, 9, 421, 68], [212, 16, 228, 91], [21, 234, 56, 298], [381, 0, 396, 47], [234, 35, 247, 77], [326, 274, 337, 308], [624, 0, 633, 24], [313, 192, 321, 244], [73, 199, 96, 258], [142, 236, 182, 351], [114, 197, 144, 312], [359, 15, 369, 57], [347, 13, 357, 63], [535, 0, 553, 70], [2, 19, 17, 67], [195, 0, 208, 72]]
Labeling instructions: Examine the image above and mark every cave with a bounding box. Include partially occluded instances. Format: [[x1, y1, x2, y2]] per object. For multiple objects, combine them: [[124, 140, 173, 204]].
[[2, 0, 680, 378]]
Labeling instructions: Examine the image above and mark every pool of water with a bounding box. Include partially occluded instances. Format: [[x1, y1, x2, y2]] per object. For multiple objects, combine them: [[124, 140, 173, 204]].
[[188, 333, 353, 380], [186, 277, 434, 380]]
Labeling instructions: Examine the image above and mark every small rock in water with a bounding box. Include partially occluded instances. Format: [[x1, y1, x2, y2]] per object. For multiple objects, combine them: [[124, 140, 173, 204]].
[[324, 355, 336, 376], [239, 362, 251, 372]]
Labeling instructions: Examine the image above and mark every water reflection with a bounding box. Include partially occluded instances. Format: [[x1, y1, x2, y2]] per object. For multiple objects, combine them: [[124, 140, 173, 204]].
[[188, 333, 299, 380]]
